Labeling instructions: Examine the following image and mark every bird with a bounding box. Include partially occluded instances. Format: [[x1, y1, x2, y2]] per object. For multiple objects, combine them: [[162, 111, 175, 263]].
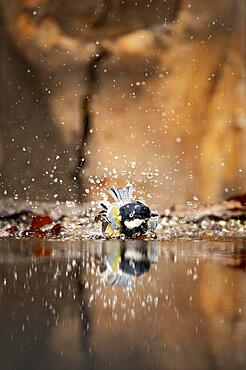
[[97, 185, 158, 238]]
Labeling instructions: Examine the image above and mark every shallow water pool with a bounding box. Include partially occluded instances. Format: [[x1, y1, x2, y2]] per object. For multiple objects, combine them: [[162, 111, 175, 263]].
[[0, 239, 245, 370]]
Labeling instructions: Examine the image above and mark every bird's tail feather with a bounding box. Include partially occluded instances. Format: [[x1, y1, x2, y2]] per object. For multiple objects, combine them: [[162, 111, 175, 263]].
[[107, 185, 134, 202]]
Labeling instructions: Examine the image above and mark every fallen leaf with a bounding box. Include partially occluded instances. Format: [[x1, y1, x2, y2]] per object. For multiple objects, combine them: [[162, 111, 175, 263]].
[[6, 225, 19, 236], [50, 223, 62, 236], [30, 215, 53, 231]]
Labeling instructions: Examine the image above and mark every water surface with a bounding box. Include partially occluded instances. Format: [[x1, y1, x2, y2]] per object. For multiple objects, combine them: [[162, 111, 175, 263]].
[[0, 239, 245, 370]]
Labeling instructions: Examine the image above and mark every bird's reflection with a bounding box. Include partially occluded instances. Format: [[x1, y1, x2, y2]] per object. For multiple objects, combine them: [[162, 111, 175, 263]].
[[0, 239, 246, 370], [95, 240, 158, 287]]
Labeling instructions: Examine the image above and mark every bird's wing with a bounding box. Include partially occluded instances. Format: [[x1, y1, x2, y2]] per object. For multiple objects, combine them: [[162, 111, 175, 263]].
[[148, 214, 158, 230]]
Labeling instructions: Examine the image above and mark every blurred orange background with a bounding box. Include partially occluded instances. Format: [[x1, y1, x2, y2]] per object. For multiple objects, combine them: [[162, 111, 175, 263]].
[[0, 0, 245, 206]]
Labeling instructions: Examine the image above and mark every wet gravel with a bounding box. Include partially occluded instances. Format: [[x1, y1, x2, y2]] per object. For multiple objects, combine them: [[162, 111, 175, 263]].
[[0, 198, 245, 241]]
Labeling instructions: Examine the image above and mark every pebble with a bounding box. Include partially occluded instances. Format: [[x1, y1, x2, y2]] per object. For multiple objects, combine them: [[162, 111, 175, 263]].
[[0, 202, 245, 241]]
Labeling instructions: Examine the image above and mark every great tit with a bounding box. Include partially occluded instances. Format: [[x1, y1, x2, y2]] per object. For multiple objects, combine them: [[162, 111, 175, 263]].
[[97, 185, 158, 238]]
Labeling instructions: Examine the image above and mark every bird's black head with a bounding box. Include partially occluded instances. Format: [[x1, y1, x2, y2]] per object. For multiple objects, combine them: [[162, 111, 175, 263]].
[[119, 201, 151, 237]]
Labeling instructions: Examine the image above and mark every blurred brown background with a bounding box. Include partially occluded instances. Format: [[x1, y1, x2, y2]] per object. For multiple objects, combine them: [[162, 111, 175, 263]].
[[0, 0, 245, 206]]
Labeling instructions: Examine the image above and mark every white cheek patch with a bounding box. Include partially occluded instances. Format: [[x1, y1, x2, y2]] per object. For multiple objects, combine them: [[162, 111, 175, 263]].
[[124, 219, 145, 229]]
